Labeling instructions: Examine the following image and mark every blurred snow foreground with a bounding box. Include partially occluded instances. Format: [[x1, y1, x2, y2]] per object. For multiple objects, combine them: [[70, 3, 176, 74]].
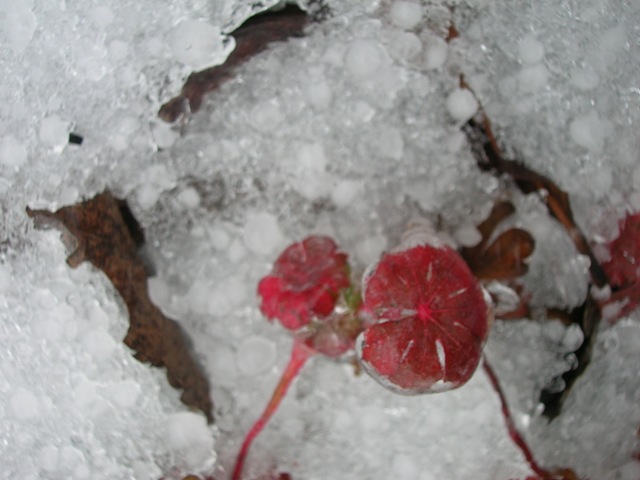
[[0, 0, 639, 479]]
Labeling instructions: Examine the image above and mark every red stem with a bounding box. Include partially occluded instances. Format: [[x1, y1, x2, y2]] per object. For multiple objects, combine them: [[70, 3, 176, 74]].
[[231, 338, 313, 480], [482, 357, 548, 478]]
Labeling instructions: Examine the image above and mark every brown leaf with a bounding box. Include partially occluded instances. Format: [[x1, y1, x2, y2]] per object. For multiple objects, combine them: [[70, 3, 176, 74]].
[[27, 191, 213, 423], [159, 5, 309, 123], [461, 200, 535, 281], [461, 103, 609, 420]]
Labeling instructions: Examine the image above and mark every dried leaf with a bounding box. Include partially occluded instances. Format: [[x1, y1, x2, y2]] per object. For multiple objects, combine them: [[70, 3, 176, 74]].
[[159, 5, 309, 123], [461, 201, 535, 281], [462, 108, 608, 419], [27, 191, 213, 422]]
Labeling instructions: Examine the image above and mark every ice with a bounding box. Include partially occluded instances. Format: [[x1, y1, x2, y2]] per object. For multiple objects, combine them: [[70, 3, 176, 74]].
[[518, 35, 545, 65], [0, 135, 28, 168], [135, 164, 178, 209], [88, 6, 115, 29], [422, 35, 448, 70], [10, 388, 39, 420], [250, 99, 285, 132], [345, 39, 384, 78], [355, 233, 388, 265], [389, 1, 423, 31], [243, 211, 285, 256], [392, 452, 419, 478], [2, 0, 639, 478], [39, 445, 60, 472], [387, 31, 422, 62], [150, 121, 179, 149], [166, 411, 216, 471], [39, 115, 69, 152], [236, 336, 277, 376], [176, 186, 201, 209], [1, 1, 37, 54], [303, 77, 333, 109], [171, 20, 226, 70], [453, 224, 482, 247], [516, 64, 549, 93], [82, 329, 117, 360], [331, 179, 364, 208], [445, 88, 479, 123], [569, 111, 613, 153], [571, 66, 600, 91], [110, 379, 142, 408]]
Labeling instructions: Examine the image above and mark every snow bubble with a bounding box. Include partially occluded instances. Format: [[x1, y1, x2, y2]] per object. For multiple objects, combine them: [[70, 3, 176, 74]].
[[453, 224, 482, 247], [303, 78, 332, 109], [518, 35, 545, 64], [39, 445, 60, 472], [166, 411, 215, 470], [331, 179, 363, 208], [209, 343, 238, 385], [209, 225, 231, 250], [298, 143, 328, 172], [243, 212, 285, 256], [73, 40, 109, 82], [389, 1, 423, 30], [39, 115, 69, 152], [356, 233, 388, 265], [176, 186, 201, 209], [136, 164, 177, 210], [562, 323, 584, 352], [171, 20, 225, 70], [372, 125, 404, 160], [571, 66, 600, 91], [445, 88, 479, 123], [0, 263, 12, 291], [110, 379, 142, 408], [0, 135, 28, 168], [207, 277, 247, 316], [10, 388, 39, 420], [88, 6, 115, 29], [150, 121, 178, 149], [250, 100, 284, 132], [236, 336, 277, 376], [345, 40, 383, 78], [517, 64, 549, 93], [2, 3, 37, 54], [392, 452, 419, 479], [569, 111, 612, 153], [108, 40, 129, 62], [422, 35, 448, 70], [83, 329, 117, 360]]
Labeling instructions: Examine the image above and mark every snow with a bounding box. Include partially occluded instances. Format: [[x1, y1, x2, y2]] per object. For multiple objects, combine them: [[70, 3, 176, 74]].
[[236, 336, 277, 376], [0, 135, 28, 168], [166, 411, 216, 471], [171, 20, 226, 70], [389, 1, 423, 31], [422, 35, 448, 70], [517, 35, 545, 65], [243, 211, 286, 256], [345, 39, 385, 78], [445, 88, 479, 123], [1, 0, 639, 479]]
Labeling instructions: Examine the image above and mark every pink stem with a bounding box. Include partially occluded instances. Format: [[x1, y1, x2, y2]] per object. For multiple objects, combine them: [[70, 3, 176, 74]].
[[482, 357, 548, 478], [231, 338, 313, 480]]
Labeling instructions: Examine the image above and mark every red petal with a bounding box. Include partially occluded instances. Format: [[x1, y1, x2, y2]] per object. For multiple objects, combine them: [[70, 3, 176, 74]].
[[359, 244, 490, 393]]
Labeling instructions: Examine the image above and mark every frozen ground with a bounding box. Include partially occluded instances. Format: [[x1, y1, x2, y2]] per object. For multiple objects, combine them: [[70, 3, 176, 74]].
[[1, 0, 639, 479]]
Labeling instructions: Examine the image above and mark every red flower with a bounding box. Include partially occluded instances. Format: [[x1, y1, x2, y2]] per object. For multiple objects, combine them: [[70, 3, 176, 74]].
[[257, 236, 351, 330], [357, 243, 492, 394], [601, 212, 640, 320]]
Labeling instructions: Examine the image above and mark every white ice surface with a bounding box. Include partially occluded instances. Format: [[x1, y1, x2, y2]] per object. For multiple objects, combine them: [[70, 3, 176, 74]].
[[1, 0, 639, 479]]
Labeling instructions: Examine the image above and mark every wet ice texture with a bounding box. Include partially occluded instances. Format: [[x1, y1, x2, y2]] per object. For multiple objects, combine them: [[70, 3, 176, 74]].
[[1, 0, 639, 479]]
